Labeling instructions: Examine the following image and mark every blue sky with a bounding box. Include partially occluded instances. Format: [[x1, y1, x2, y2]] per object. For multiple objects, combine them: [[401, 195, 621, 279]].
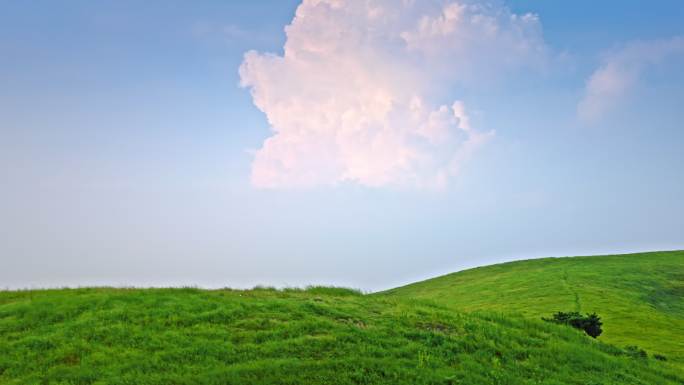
[[1, 1, 683, 291]]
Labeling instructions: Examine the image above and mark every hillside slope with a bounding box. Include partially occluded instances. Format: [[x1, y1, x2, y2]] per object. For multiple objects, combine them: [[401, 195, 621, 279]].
[[382, 250, 684, 365], [1, 287, 682, 384]]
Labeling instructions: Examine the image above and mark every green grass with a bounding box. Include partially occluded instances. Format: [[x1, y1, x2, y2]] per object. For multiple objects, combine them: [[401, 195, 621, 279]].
[[1, 251, 682, 384], [382, 250, 684, 366]]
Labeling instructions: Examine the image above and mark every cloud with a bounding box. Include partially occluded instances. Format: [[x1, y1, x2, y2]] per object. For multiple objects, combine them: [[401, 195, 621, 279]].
[[240, 0, 545, 189], [578, 36, 684, 123]]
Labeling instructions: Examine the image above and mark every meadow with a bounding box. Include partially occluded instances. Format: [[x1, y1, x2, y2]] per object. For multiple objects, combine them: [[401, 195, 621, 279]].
[[1, 251, 682, 384], [382, 250, 684, 365]]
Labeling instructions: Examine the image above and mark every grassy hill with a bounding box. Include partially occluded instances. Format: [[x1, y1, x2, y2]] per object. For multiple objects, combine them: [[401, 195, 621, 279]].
[[1, 251, 682, 384], [382, 250, 684, 366]]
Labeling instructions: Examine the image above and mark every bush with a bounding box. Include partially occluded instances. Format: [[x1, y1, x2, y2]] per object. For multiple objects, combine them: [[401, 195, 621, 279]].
[[582, 313, 603, 338], [653, 353, 667, 361], [542, 311, 603, 338], [624, 345, 648, 359]]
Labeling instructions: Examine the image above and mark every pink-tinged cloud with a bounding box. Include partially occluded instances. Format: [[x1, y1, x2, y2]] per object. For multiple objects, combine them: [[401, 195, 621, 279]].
[[578, 36, 684, 123], [240, 0, 545, 189]]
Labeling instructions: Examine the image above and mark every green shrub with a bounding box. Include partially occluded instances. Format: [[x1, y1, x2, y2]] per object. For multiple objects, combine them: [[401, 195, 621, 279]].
[[624, 345, 648, 359], [653, 353, 667, 361], [582, 313, 603, 338], [542, 311, 603, 338]]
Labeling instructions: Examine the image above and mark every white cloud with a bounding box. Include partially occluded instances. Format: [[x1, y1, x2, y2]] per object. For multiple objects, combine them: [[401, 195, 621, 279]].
[[578, 36, 684, 123], [240, 0, 545, 189]]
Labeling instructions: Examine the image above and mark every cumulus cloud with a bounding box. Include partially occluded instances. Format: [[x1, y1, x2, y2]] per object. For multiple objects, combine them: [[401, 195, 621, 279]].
[[578, 36, 684, 123], [240, 0, 545, 188]]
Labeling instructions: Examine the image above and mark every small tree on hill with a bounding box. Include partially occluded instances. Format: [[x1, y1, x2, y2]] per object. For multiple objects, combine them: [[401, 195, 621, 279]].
[[543, 311, 603, 338]]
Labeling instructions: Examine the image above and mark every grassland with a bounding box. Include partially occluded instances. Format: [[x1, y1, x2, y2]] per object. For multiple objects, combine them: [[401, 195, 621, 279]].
[[1, 251, 682, 384], [382, 250, 684, 366]]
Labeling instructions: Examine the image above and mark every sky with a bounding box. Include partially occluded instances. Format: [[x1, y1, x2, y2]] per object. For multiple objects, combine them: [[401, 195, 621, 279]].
[[1, 0, 683, 291]]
